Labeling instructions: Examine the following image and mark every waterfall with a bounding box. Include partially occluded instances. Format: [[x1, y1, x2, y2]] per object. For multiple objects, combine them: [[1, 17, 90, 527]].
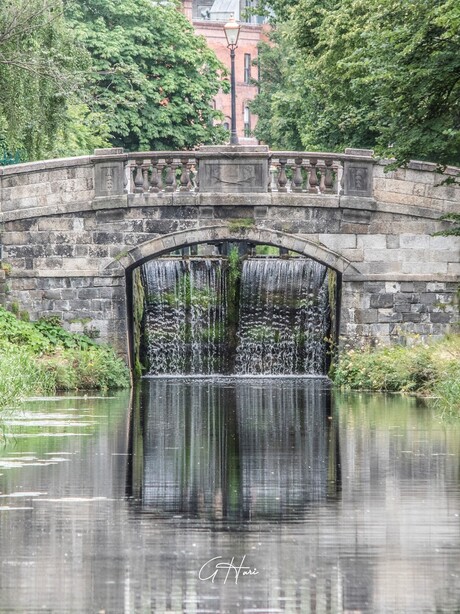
[[235, 259, 330, 375], [142, 256, 331, 376], [143, 259, 227, 375]]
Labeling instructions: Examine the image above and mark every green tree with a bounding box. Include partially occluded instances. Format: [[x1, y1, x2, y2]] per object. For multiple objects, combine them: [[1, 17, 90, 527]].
[[251, 31, 304, 150], [0, 0, 88, 161], [255, 0, 460, 166], [66, 0, 227, 151]]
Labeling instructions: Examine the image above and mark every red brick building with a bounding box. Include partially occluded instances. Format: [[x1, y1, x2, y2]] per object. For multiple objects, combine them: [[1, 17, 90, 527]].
[[182, 0, 268, 145]]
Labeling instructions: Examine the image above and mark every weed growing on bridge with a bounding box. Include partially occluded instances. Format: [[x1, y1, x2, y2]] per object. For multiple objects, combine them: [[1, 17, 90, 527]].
[[0, 307, 130, 411]]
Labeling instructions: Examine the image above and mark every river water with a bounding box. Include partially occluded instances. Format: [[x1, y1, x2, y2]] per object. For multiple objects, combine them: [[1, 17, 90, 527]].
[[0, 379, 459, 613]]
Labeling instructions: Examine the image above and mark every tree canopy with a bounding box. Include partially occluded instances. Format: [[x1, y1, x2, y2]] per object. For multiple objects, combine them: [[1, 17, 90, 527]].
[[0, 0, 88, 160], [0, 0, 227, 161], [253, 0, 460, 166], [66, 0, 227, 151]]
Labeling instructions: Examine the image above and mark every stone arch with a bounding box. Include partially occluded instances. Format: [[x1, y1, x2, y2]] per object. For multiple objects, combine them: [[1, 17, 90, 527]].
[[102, 224, 360, 275]]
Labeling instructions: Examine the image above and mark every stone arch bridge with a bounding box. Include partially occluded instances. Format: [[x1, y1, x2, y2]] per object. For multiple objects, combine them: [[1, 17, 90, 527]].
[[0, 146, 458, 361]]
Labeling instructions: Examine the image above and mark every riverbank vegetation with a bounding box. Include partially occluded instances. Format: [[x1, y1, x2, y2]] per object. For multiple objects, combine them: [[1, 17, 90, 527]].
[[333, 335, 460, 415], [0, 307, 130, 411]]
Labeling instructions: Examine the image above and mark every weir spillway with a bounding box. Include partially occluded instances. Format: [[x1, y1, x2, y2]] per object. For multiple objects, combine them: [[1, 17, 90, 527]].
[[140, 256, 332, 376]]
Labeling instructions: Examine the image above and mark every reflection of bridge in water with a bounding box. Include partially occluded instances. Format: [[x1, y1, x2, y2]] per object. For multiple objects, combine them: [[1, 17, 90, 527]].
[[126, 378, 341, 520]]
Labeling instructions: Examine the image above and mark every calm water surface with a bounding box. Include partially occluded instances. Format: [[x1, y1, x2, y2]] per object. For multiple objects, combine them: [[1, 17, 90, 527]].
[[0, 379, 459, 613]]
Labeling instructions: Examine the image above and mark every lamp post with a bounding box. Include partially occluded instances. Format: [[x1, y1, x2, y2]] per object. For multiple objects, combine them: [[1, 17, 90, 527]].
[[224, 15, 241, 146]]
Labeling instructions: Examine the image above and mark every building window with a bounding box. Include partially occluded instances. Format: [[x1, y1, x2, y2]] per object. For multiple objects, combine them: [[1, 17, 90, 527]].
[[244, 106, 251, 137], [244, 54, 251, 85]]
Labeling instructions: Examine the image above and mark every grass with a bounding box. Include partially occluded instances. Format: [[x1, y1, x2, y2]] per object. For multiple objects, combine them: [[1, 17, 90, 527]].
[[333, 335, 460, 416], [0, 307, 130, 411]]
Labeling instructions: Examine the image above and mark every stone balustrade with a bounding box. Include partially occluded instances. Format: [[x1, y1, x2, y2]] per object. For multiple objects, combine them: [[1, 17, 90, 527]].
[[125, 147, 375, 196]]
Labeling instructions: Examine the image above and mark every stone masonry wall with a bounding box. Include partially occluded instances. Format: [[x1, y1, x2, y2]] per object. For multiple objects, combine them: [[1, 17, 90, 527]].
[[341, 280, 458, 347]]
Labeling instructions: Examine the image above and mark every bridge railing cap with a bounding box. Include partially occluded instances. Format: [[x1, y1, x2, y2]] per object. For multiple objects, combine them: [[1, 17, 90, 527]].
[[93, 148, 125, 156], [198, 145, 269, 154], [344, 148, 374, 157]]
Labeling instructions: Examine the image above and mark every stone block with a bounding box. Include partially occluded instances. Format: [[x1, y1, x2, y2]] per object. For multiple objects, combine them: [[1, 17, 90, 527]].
[[38, 218, 74, 232], [430, 311, 452, 324], [355, 309, 378, 324], [46, 244, 74, 258], [369, 323, 391, 336], [96, 208, 126, 223], [356, 234, 386, 249], [426, 282, 446, 292], [214, 206, 254, 220], [254, 206, 268, 219], [410, 303, 428, 314], [363, 248, 396, 262], [394, 293, 419, 304], [399, 234, 431, 250], [401, 262, 448, 275], [363, 282, 386, 293], [393, 303, 412, 313], [399, 282, 415, 292], [93, 231, 124, 245], [361, 261, 403, 275], [370, 294, 394, 308], [385, 282, 401, 294], [378, 308, 402, 323], [70, 278, 91, 288], [199, 207, 214, 218], [429, 236, 459, 250], [447, 262, 460, 276], [319, 233, 357, 250], [386, 235, 400, 249], [159, 206, 199, 220], [93, 277, 124, 287], [75, 246, 89, 257], [341, 208, 372, 224]]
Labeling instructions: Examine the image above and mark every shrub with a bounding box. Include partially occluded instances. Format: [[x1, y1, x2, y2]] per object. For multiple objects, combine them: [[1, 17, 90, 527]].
[[334, 336, 460, 415], [0, 307, 130, 406]]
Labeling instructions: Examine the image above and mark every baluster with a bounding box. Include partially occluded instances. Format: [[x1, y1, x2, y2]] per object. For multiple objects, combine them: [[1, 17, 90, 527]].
[[308, 157, 319, 193], [193, 160, 199, 192], [319, 163, 326, 193], [123, 161, 129, 194], [324, 159, 334, 193], [133, 160, 144, 193], [268, 166, 273, 192], [142, 163, 150, 193], [164, 158, 176, 192], [292, 157, 304, 192], [338, 161, 345, 195], [149, 159, 160, 193], [180, 157, 191, 191], [157, 162, 164, 192], [277, 158, 288, 192]]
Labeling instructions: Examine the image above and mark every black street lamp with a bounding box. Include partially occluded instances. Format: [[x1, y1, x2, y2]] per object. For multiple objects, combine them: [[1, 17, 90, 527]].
[[224, 15, 241, 146]]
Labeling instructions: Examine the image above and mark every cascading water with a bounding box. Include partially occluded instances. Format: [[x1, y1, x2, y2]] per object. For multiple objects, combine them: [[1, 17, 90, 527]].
[[141, 255, 332, 376], [143, 259, 227, 375], [235, 259, 330, 375]]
